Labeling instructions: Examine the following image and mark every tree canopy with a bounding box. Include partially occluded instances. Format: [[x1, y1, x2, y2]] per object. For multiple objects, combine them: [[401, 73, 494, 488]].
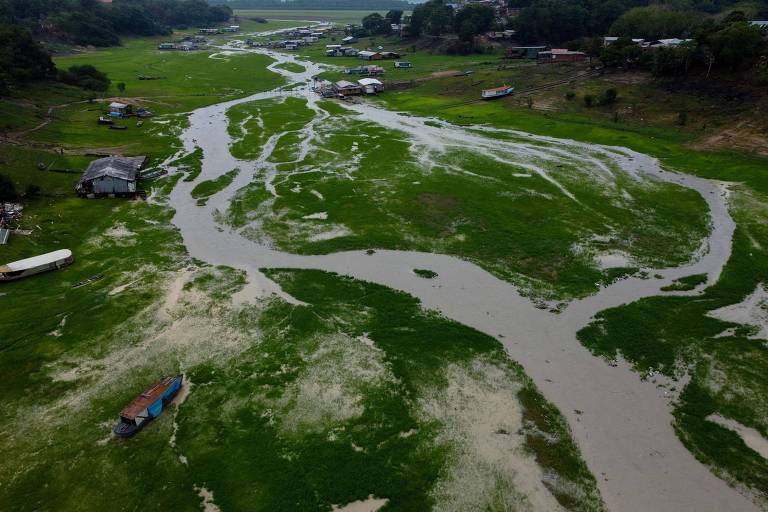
[[0, 24, 55, 93], [0, 0, 233, 47]]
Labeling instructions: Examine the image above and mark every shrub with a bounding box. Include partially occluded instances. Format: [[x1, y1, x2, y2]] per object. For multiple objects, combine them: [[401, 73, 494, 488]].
[[58, 65, 111, 92], [565, 91, 576, 100], [599, 87, 618, 105], [24, 183, 41, 197], [0, 174, 18, 202], [583, 94, 594, 107]]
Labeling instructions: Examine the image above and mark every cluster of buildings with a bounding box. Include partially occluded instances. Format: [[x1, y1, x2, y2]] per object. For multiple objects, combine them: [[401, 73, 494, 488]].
[[504, 46, 587, 63], [265, 25, 335, 50], [602, 37, 693, 48], [157, 37, 206, 52], [344, 64, 386, 76], [325, 46, 402, 60], [314, 78, 384, 98], [199, 25, 240, 35]]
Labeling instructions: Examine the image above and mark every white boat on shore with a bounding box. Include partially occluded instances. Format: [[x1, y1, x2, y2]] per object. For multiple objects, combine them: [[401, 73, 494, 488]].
[[0, 249, 74, 281], [481, 84, 514, 99]]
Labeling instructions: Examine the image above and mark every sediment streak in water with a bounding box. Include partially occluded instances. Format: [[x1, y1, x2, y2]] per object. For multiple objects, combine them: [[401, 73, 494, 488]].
[[165, 39, 755, 512]]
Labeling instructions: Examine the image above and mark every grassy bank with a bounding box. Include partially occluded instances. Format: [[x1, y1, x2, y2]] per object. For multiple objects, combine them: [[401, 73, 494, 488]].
[[223, 95, 708, 300], [367, 56, 768, 505]]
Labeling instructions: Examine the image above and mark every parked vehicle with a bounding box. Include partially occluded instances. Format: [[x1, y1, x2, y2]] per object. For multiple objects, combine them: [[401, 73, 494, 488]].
[[114, 375, 183, 438]]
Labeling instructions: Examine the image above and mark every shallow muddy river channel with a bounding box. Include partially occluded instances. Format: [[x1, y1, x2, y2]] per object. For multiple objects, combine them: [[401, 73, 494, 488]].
[[165, 38, 757, 512]]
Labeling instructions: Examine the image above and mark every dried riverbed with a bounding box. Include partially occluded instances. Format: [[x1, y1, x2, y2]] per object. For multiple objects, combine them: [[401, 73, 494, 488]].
[[165, 43, 756, 511]]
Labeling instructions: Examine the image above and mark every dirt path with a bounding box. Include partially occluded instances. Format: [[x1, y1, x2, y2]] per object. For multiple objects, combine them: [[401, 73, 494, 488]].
[[164, 46, 757, 512]]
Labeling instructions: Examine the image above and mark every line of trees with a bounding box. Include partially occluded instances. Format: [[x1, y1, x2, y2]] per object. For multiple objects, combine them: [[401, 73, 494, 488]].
[[404, 0, 498, 46], [0, 24, 112, 95], [0, 0, 233, 47], [512, 0, 768, 44], [598, 17, 767, 78], [211, 0, 413, 10]]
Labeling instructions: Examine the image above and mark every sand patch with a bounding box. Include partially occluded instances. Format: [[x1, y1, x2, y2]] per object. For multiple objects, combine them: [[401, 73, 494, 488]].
[[308, 226, 352, 242], [275, 333, 392, 433], [418, 358, 564, 512], [707, 284, 768, 340], [104, 223, 137, 244], [47, 315, 68, 338], [194, 485, 222, 512], [332, 496, 389, 512], [109, 280, 138, 296], [706, 414, 768, 459], [595, 251, 634, 269], [303, 211, 328, 220], [170, 377, 193, 449]]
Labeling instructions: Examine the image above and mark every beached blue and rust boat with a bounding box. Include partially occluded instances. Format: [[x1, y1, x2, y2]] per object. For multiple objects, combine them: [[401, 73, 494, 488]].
[[114, 375, 183, 438]]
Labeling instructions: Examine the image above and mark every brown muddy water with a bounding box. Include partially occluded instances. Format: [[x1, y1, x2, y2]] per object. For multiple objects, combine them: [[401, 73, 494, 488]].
[[163, 40, 756, 512]]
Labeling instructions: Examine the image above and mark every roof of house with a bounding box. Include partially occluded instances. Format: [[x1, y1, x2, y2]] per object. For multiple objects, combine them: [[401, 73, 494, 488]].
[[0, 249, 72, 273], [335, 80, 360, 89], [358, 78, 383, 86], [547, 48, 585, 54], [358, 51, 380, 57], [649, 38, 692, 47], [78, 156, 146, 185], [751, 20, 768, 27], [109, 102, 128, 109]]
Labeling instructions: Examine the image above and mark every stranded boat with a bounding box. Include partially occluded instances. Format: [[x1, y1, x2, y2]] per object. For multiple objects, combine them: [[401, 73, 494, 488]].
[[0, 249, 73, 281], [481, 84, 514, 100], [114, 375, 183, 438]]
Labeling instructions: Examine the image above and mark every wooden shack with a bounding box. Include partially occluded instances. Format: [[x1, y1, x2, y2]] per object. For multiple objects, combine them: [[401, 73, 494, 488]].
[[75, 156, 147, 197]]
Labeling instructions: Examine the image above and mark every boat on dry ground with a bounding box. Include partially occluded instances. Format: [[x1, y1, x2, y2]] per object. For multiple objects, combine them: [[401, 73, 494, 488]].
[[114, 375, 183, 438], [481, 84, 514, 99], [0, 249, 73, 281]]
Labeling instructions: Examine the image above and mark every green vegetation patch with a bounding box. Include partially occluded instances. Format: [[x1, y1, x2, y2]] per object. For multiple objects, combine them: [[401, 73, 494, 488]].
[[661, 273, 708, 292], [191, 168, 239, 205], [414, 268, 438, 279], [223, 96, 708, 300], [172, 267, 602, 511], [171, 147, 204, 182], [228, 96, 315, 160], [274, 61, 306, 73]]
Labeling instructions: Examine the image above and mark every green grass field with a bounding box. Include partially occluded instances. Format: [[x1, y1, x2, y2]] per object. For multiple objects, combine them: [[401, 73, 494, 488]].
[[224, 95, 708, 300]]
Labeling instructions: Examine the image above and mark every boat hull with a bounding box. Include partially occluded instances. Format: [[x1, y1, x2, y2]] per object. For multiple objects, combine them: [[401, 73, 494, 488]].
[[481, 86, 514, 100], [113, 375, 183, 438]]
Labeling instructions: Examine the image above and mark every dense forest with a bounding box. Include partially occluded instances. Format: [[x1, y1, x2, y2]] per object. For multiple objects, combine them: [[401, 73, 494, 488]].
[[0, 0, 233, 94], [510, 0, 768, 43], [403, 0, 767, 76], [0, 0, 232, 47]]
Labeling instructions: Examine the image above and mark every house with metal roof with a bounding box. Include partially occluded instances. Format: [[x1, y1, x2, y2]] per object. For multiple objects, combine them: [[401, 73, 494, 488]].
[[358, 78, 384, 94], [108, 102, 131, 117], [358, 51, 382, 60], [334, 80, 362, 96], [75, 156, 147, 197]]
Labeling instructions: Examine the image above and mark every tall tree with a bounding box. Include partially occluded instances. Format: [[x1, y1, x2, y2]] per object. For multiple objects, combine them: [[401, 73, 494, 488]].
[[454, 4, 495, 41]]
